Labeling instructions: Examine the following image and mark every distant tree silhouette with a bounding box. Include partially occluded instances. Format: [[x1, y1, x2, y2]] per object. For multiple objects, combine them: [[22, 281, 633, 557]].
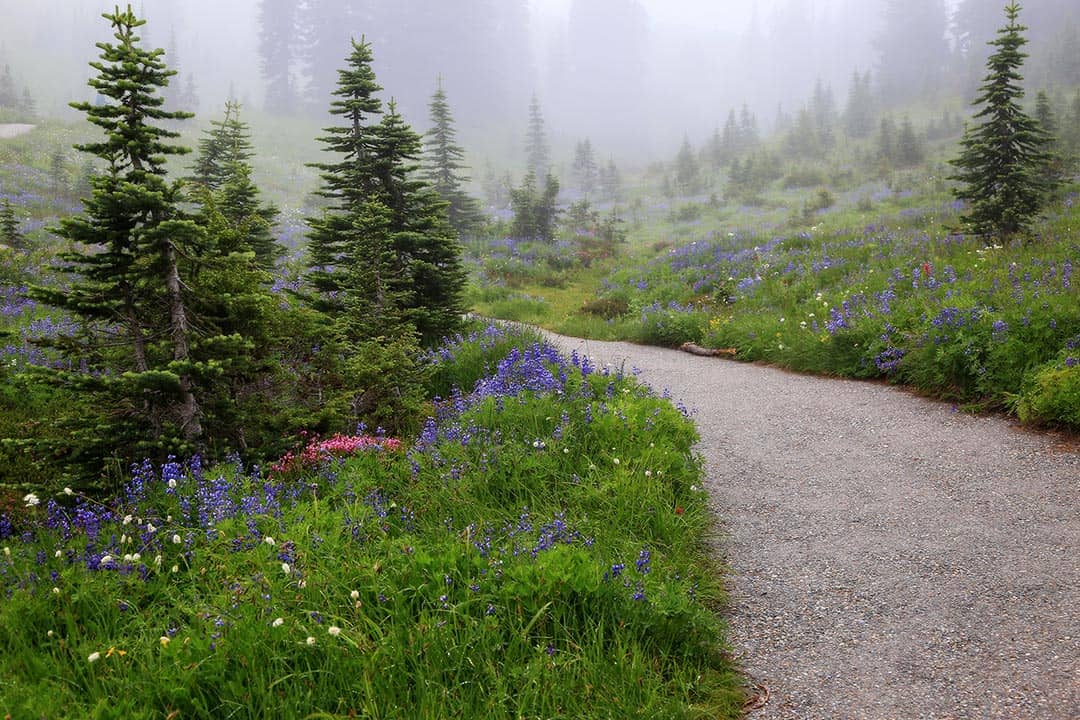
[[422, 78, 483, 239]]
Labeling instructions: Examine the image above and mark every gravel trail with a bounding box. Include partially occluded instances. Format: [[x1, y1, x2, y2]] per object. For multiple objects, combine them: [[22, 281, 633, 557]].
[[0, 124, 36, 139], [541, 330, 1079, 720]]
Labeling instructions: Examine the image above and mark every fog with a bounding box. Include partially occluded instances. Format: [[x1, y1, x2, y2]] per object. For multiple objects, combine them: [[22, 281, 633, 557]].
[[1, 0, 1076, 166]]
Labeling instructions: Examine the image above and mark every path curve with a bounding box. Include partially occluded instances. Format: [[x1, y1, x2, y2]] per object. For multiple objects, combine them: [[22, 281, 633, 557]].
[[542, 330, 1079, 720]]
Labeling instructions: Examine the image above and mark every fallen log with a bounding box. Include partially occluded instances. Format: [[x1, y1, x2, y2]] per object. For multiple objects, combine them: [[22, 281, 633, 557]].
[[680, 342, 736, 358]]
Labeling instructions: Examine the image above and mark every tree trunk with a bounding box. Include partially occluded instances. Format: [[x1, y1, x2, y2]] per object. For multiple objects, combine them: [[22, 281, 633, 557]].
[[164, 240, 203, 441]]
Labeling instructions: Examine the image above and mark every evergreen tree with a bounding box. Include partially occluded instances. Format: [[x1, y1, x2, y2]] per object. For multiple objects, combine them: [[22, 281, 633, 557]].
[[525, 95, 550, 180], [572, 138, 598, 197], [257, 0, 299, 114], [786, 108, 821, 159], [0, 65, 16, 109], [673, 137, 701, 194], [178, 73, 199, 112], [738, 104, 759, 150], [306, 38, 465, 350], [844, 69, 876, 139], [706, 126, 725, 169], [422, 77, 483, 239], [305, 37, 391, 316], [374, 100, 467, 346], [28, 6, 206, 469], [876, 0, 949, 103], [0, 199, 24, 248], [720, 109, 740, 158], [598, 157, 622, 202], [1033, 90, 1065, 182], [510, 171, 560, 242], [950, 3, 1055, 238], [810, 78, 837, 134], [50, 148, 68, 196], [188, 102, 283, 271], [1065, 89, 1080, 168], [190, 100, 255, 191], [877, 116, 897, 162], [895, 116, 924, 166]]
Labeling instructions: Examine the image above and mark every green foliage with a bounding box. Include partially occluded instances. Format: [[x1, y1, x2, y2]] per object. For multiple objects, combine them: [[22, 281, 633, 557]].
[[509, 171, 560, 242], [525, 94, 550, 180], [950, 3, 1056, 238], [673, 138, 702, 195], [1017, 359, 1080, 427], [0, 332, 743, 718], [0, 199, 23, 248], [422, 78, 484, 239], [306, 40, 466, 349], [25, 6, 207, 477]]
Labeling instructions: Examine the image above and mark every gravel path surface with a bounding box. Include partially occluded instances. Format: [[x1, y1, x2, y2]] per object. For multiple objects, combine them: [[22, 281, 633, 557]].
[[0, 124, 36, 139], [541, 330, 1079, 720]]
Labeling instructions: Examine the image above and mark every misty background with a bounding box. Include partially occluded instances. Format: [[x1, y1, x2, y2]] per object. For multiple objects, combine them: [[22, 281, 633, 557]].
[[1, 0, 1077, 169]]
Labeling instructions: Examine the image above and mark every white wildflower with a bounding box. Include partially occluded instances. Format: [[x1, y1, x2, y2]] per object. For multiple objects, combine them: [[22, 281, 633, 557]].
[[88, 651, 101, 663], [264, 536, 275, 546], [122, 515, 132, 525], [350, 590, 360, 601], [63, 487, 74, 496], [272, 617, 284, 628], [306, 636, 316, 646], [328, 626, 341, 637], [23, 493, 40, 507], [171, 534, 181, 545], [281, 562, 291, 575]]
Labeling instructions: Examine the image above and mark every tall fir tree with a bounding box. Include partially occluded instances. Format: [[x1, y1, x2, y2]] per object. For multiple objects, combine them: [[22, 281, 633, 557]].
[[422, 77, 483, 239], [28, 6, 206, 469], [572, 138, 598, 197], [374, 100, 467, 346], [305, 41, 465, 344], [190, 100, 255, 191], [950, 3, 1055, 238], [0, 65, 17, 109], [189, 101, 282, 270], [895, 116, 924, 166], [304, 38, 466, 431], [257, 0, 299, 114], [599, 157, 622, 202], [525, 95, 550, 180], [305, 37, 386, 317], [673, 137, 701, 194], [844, 69, 876, 139]]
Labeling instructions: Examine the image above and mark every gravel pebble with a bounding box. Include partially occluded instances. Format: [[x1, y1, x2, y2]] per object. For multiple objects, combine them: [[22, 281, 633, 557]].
[[543, 331, 1079, 720]]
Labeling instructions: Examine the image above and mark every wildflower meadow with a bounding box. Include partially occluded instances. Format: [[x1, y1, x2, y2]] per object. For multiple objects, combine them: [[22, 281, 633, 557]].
[[0, 324, 743, 718]]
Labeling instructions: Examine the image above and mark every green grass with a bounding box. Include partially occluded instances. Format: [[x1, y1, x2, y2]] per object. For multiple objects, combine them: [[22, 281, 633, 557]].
[[0, 325, 744, 718], [473, 171, 1080, 431]]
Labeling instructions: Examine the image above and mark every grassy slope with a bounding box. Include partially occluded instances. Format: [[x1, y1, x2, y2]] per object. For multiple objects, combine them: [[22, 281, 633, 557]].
[[471, 139, 1080, 431], [0, 325, 744, 718]]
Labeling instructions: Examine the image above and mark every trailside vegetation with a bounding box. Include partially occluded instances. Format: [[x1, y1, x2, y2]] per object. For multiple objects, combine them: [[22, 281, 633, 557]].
[[950, 2, 1056, 238]]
